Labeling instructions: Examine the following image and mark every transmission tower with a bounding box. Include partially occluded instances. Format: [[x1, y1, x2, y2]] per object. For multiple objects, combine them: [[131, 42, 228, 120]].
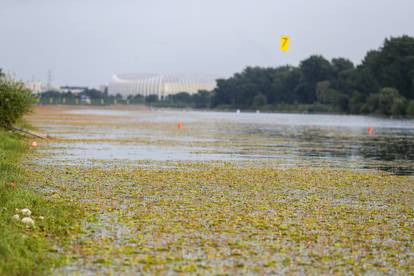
[[47, 70, 52, 90]]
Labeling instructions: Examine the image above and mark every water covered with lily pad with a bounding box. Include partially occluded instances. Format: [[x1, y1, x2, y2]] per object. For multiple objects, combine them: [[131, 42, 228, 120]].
[[26, 106, 414, 275]]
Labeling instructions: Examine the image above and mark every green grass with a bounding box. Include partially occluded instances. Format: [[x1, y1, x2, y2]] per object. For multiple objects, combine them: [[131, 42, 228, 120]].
[[0, 129, 82, 275]]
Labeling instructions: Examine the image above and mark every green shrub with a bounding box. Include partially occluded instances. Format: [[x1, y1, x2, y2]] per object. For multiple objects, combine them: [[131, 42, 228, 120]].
[[367, 87, 407, 116], [252, 93, 268, 108], [0, 78, 35, 129], [407, 100, 414, 116]]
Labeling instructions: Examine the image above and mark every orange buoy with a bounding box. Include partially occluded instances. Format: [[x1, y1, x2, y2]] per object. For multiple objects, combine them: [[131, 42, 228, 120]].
[[7, 181, 17, 189], [177, 122, 183, 129], [367, 127, 374, 134], [31, 141, 38, 147]]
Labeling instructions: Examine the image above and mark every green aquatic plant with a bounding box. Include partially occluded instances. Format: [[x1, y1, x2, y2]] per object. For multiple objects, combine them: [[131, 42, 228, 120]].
[[26, 162, 414, 275]]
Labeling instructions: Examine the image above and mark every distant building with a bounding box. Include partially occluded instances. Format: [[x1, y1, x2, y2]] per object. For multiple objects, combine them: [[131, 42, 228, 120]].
[[80, 95, 91, 104], [60, 86, 88, 94], [25, 81, 43, 94], [108, 73, 220, 99]]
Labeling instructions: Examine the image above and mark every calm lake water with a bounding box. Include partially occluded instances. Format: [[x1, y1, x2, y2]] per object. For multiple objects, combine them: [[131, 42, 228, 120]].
[[40, 108, 414, 175]]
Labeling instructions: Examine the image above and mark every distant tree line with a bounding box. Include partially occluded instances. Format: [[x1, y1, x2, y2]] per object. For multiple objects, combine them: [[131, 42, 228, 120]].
[[34, 36, 414, 116], [139, 90, 212, 108], [211, 36, 414, 116], [38, 88, 213, 108], [39, 88, 121, 105]]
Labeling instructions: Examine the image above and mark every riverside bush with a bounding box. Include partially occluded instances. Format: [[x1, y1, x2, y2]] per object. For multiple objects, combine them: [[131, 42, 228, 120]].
[[407, 100, 414, 116], [0, 78, 35, 129]]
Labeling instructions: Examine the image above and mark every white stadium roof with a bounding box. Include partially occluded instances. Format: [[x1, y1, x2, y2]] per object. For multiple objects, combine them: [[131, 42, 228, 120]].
[[109, 73, 222, 97]]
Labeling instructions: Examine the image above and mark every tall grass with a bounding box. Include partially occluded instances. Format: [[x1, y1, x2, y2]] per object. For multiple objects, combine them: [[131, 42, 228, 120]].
[[0, 130, 82, 275]]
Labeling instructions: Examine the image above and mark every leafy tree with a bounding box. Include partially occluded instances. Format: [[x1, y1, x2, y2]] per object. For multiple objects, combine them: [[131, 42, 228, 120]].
[[347, 67, 379, 96], [293, 81, 314, 103], [348, 91, 365, 114], [367, 87, 407, 116], [127, 94, 144, 104], [242, 67, 275, 101], [331, 58, 354, 74], [41, 90, 62, 98], [300, 55, 333, 83], [391, 96, 407, 115], [270, 66, 302, 104], [330, 58, 355, 93], [169, 92, 192, 104], [145, 94, 158, 103], [81, 89, 106, 99], [211, 78, 237, 107], [233, 81, 258, 108], [212, 67, 276, 108], [406, 100, 414, 116], [315, 81, 331, 103], [316, 81, 349, 111], [252, 93, 267, 108], [297, 55, 333, 103], [193, 90, 212, 108], [362, 36, 414, 99], [0, 77, 35, 128]]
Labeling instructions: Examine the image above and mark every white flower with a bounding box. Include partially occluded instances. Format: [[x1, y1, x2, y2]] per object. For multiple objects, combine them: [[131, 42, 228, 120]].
[[39, 216, 44, 220], [21, 217, 35, 227], [12, 214, 20, 221], [21, 208, 32, 216]]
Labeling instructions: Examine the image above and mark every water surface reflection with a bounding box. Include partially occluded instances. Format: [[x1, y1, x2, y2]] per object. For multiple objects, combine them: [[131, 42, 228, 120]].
[[42, 109, 414, 175]]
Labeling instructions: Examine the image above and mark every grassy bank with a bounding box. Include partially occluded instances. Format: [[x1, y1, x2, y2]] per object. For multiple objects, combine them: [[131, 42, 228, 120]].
[[0, 130, 82, 275]]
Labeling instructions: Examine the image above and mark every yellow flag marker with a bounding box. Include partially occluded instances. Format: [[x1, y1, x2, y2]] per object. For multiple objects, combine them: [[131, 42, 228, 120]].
[[280, 35, 290, 52]]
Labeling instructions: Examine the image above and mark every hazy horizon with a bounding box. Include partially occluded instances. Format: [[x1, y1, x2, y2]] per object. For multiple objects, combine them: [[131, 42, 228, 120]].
[[1, 0, 413, 87]]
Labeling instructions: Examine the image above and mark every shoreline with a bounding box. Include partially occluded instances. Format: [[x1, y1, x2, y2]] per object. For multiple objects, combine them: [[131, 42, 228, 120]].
[[7, 105, 412, 274], [0, 129, 83, 275], [34, 103, 414, 119]]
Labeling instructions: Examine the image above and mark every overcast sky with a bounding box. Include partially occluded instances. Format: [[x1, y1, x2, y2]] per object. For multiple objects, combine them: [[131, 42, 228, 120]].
[[0, 0, 413, 87]]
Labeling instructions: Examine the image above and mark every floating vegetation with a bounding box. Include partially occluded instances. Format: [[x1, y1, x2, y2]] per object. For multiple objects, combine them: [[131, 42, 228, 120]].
[[26, 162, 414, 274], [24, 106, 414, 274]]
